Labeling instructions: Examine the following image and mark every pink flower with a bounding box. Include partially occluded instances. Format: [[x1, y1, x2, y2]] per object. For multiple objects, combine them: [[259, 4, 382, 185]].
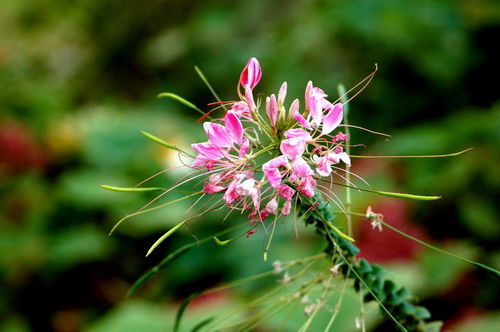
[[333, 132, 349, 142], [240, 57, 262, 90], [266, 94, 278, 127], [305, 81, 329, 127]]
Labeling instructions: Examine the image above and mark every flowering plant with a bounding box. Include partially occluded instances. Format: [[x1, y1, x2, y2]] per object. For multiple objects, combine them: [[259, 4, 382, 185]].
[[102, 58, 498, 332]]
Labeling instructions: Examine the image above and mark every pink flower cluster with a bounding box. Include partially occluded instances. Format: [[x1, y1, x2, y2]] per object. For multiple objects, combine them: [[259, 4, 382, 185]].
[[191, 58, 351, 224]]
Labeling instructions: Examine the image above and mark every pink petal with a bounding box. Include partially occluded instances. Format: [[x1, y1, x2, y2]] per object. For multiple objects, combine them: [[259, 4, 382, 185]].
[[278, 184, 295, 201], [262, 155, 288, 188], [322, 103, 343, 135], [338, 152, 351, 166], [314, 156, 332, 177], [284, 128, 311, 140], [245, 84, 256, 110], [282, 200, 292, 215], [203, 123, 232, 147], [239, 57, 262, 90], [280, 138, 307, 160], [292, 157, 314, 177], [238, 139, 250, 157], [298, 176, 316, 197], [223, 174, 244, 204], [294, 111, 312, 130], [265, 197, 278, 215], [224, 111, 243, 145], [192, 142, 224, 159], [231, 102, 251, 118], [203, 182, 226, 194]]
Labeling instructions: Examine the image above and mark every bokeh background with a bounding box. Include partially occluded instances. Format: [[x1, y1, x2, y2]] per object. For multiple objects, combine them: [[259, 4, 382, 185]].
[[1, 0, 499, 331]]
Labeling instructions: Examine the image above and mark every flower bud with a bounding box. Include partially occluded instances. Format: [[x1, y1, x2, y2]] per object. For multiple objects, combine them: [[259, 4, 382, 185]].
[[266, 94, 278, 127], [239, 57, 262, 90]]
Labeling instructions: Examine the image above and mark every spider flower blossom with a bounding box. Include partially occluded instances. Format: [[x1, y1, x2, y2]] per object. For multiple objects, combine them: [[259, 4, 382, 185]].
[[190, 58, 351, 225]]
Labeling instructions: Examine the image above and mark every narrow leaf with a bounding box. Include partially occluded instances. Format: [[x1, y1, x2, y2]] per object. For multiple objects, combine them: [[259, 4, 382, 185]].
[[190, 317, 215, 332], [146, 220, 187, 257], [332, 182, 441, 201], [128, 223, 248, 296], [127, 245, 192, 297], [140, 130, 193, 157], [374, 190, 441, 201], [350, 147, 473, 159], [174, 292, 201, 332], [158, 92, 206, 116], [194, 66, 222, 103], [326, 221, 355, 242], [100, 184, 164, 193], [109, 192, 201, 235], [379, 219, 500, 279], [213, 236, 231, 245]]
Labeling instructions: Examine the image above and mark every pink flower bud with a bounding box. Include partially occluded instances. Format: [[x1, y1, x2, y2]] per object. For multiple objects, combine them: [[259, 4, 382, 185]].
[[266, 94, 278, 127], [239, 57, 262, 90], [278, 82, 287, 106]]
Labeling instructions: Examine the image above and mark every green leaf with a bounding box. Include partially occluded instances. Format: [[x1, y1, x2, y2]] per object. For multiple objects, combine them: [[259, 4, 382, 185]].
[[213, 236, 231, 245], [190, 317, 215, 332], [372, 190, 441, 200], [174, 292, 201, 332], [127, 245, 192, 297], [415, 306, 432, 320], [140, 130, 193, 157], [157, 92, 206, 116], [146, 220, 187, 257], [332, 182, 441, 200], [100, 184, 164, 193], [423, 321, 443, 332], [128, 223, 248, 296]]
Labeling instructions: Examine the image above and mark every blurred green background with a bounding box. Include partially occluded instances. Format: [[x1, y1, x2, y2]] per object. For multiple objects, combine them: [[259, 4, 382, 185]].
[[1, 0, 499, 331]]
